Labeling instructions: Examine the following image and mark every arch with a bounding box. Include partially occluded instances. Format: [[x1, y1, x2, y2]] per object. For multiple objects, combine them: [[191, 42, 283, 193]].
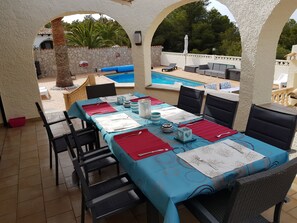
[[40, 40, 53, 49]]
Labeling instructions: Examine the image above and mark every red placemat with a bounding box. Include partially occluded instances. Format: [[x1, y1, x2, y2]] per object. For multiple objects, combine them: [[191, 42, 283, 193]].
[[114, 129, 172, 160], [130, 96, 163, 105], [181, 120, 237, 142], [82, 102, 116, 116]]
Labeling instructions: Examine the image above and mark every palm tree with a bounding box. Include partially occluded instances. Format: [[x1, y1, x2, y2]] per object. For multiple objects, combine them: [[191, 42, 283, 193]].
[[51, 17, 73, 87], [66, 17, 103, 48], [65, 16, 130, 48]]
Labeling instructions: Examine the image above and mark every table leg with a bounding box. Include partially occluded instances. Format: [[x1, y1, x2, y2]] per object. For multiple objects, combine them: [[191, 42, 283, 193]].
[[147, 201, 160, 223]]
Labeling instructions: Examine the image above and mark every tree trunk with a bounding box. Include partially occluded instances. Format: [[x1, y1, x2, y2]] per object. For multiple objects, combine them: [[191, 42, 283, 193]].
[[51, 17, 73, 87]]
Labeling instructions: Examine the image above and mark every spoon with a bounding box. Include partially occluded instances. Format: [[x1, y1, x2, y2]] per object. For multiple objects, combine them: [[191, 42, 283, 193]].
[[138, 148, 169, 157], [216, 131, 231, 138]]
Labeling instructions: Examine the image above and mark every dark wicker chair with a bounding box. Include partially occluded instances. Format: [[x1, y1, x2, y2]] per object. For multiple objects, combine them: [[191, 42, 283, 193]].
[[64, 111, 119, 185], [177, 85, 204, 115], [35, 102, 98, 185], [184, 158, 297, 223], [245, 104, 297, 151], [203, 94, 238, 128], [70, 156, 144, 223], [86, 83, 116, 99]]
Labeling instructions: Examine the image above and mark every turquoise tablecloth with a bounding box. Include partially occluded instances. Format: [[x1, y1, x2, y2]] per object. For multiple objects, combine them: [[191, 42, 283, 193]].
[[68, 95, 289, 223]]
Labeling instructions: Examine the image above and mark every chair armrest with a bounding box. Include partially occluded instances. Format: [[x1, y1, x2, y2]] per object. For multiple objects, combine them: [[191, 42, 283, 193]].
[[83, 147, 111, 158], [80, 152, 116, 165], [87, 184, 136, 208], [76, 127, 96, 137]]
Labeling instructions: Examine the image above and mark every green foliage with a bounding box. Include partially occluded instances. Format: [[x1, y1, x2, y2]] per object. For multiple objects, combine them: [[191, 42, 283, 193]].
[[61, 5, 297, 58], [276, 45, 290, 59], [65, 15, 130, 48], [277, 19, 297, 59], [152, 1, 241, 56]]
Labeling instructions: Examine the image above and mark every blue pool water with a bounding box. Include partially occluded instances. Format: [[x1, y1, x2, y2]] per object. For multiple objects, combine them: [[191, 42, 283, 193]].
[[106, 71, 203, 87]]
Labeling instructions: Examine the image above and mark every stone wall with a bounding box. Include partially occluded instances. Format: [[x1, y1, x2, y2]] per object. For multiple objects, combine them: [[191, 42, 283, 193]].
[[34, 46, 162, 77]]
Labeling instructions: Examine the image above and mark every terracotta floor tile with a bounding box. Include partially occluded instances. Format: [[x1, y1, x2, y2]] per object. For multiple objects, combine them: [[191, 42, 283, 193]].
[[0, 198, 17, 216], [280, 212, 297, 223], [18, 184, 43, 203], [46, 211, 76, 223], [283, 197, 297, 212], [20, 157, 39, 169], [41, 175, 65, 189], [1, 150, 20, 160], [0, 166, 18, 179], [17, 197, 44, 218], [43, 184, 68, 202], [17, 211, 46, 223], [0, 185, 18, 202], [0, 213, 16, 223], [0, 158, 19, 170], [20, 149, 38, 160], [44, 196, 72, 218], [19, 165, 41, 179], [288, 206, 297, 219], [0, 175, 18, 190], [18, 173, 41, 188]]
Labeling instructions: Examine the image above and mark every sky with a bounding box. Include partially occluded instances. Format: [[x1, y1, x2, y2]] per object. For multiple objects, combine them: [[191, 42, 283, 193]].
[[62, 1, 297, 23]]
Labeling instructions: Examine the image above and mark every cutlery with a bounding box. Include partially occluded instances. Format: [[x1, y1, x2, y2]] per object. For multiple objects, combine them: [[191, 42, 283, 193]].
[[223, 142, 244, 154], [194, 156, 218, 170], [138, 148, 169, 157], [122, 131, 142, 138], [216, 131, 231, 138]]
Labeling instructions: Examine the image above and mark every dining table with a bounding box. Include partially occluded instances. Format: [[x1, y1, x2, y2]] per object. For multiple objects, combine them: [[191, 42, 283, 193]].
[[68, 92, 289, 223]]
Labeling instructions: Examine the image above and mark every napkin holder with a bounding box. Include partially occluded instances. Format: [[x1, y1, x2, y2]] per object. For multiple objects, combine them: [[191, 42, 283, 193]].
[[176, 127, 192, 142], [139, 99, 151, 119]]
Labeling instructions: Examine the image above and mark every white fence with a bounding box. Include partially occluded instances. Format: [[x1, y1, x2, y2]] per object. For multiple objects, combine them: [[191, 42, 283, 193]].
[[161, 52, 289, 80]]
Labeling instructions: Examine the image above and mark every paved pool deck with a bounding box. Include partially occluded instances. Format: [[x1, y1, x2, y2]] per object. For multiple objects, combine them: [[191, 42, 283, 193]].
[[38, 66, 240, 113]]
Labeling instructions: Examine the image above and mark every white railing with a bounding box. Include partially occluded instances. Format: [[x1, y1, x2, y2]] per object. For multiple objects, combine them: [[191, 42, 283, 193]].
[[161, 52, 289, 79]]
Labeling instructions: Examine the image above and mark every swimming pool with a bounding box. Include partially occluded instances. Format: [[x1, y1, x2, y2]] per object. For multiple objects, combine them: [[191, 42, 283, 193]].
[[106, 71, 203, 87]]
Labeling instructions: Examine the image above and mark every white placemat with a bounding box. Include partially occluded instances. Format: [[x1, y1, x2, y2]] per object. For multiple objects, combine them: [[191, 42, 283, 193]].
[[177, 139, 265, 178], [94, 113, 141, 132], [100, 94, 138, 103], [152, 107, 198, 124]]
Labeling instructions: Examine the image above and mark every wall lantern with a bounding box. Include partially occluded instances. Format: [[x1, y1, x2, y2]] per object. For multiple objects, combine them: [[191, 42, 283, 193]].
[[134, 31, 142, 46]]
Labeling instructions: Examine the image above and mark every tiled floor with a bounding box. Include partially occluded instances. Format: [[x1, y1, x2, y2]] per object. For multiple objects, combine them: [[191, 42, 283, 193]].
[[0, 114, 297, 223]]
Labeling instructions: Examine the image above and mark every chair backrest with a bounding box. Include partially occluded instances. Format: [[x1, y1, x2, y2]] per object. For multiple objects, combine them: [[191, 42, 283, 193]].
[[245, 104, 297, 151], [86, 83, 116, 99], [204, 83, 217, 90], [219, 81, 232, 89], [177, 85, 204, 115], [70, 156, 93, 200], [203, 94, 238, 128], [63, 111, 85, 157], [223, 158, 297, 223], [35, 102, 54, 140]]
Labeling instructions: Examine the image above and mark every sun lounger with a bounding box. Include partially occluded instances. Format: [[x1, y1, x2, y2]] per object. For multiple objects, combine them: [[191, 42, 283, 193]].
[[273, 73, 288, 88], [162, 63, 177, 72], [39, 86, 51, 99]]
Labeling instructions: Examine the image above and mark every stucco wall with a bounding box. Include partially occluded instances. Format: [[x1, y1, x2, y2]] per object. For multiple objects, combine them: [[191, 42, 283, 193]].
[[1, 0, 297, 130], [34, 46, 162, 77]]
